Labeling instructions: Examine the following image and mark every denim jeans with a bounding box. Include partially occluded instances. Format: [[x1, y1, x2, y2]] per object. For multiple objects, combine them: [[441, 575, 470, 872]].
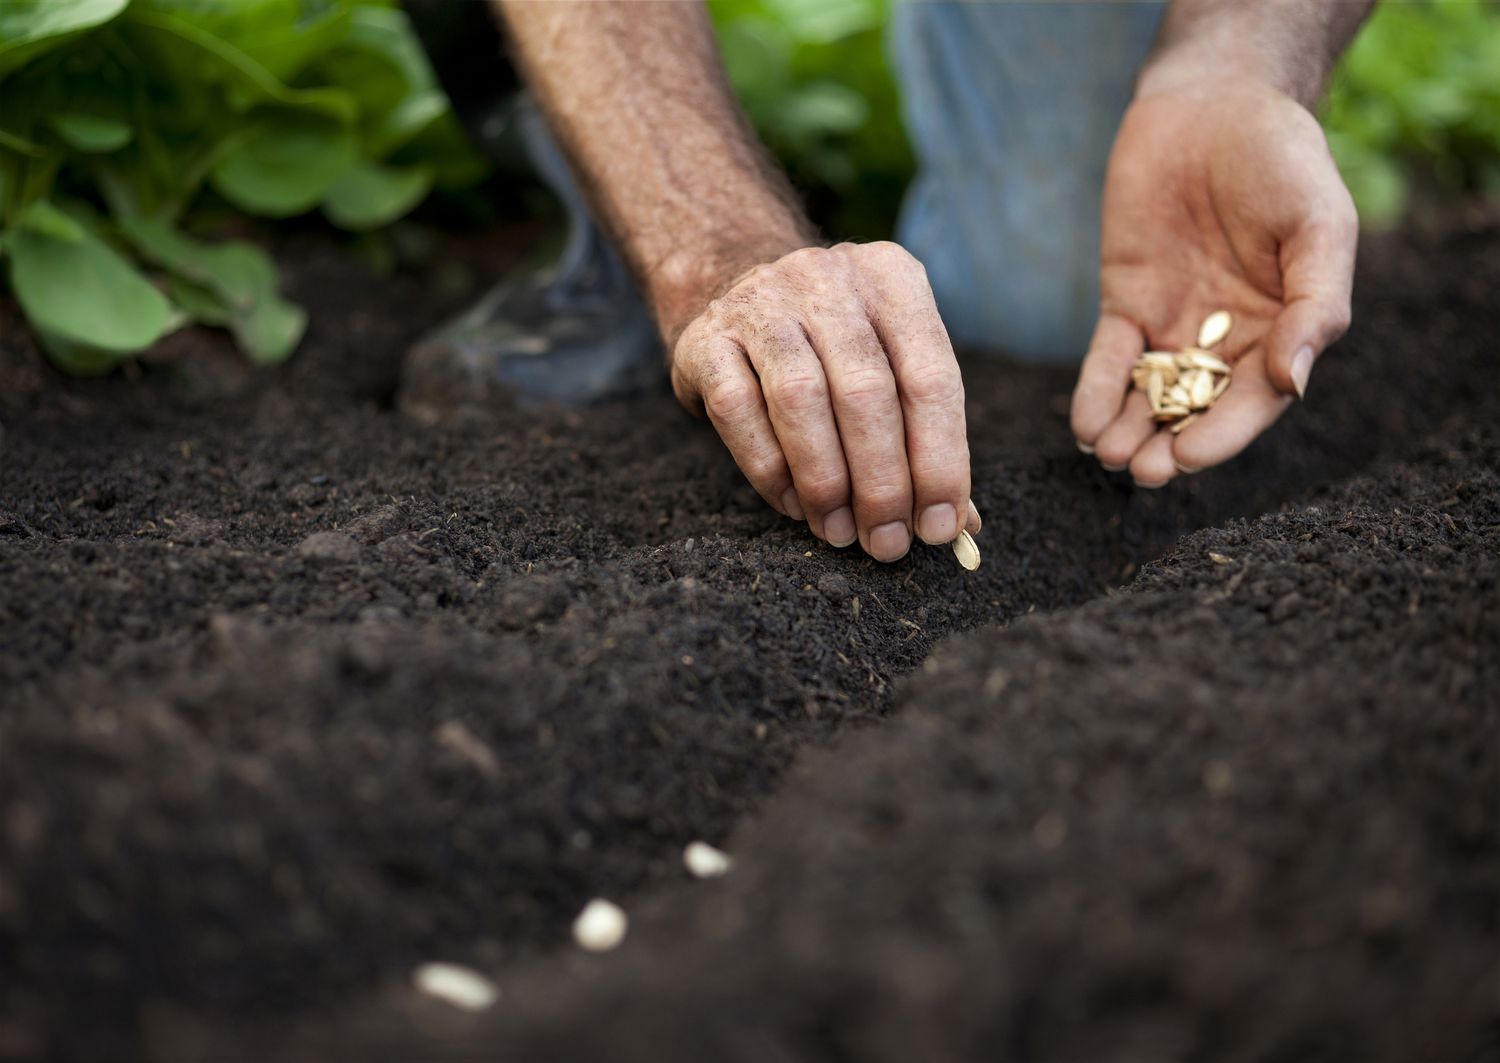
[[892, 2, 1166, 361]]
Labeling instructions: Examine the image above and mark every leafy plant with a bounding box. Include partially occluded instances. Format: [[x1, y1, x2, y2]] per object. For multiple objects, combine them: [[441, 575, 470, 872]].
[[0, 0, 485, 373], [710, 0, 911, 241], [1322, 0, 1500, 229]]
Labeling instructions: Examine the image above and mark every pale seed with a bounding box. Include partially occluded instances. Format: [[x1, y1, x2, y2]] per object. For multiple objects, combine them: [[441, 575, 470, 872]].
[[573, 898, 628, 952], [1212, 374, 1231, 400], [952, 529, 981, 571], [1189, 371, 1214, 408], [1147, 371, 1164, 410], [1183, 348, 1231, 373], [1198, 310, 1233, 349], [1154, 406, 1192, 420], [683, 841, 733, 879], [1169, 413, 1199, 434], [413, 963, 500, 1012], [1168, 384, 1192, 407]]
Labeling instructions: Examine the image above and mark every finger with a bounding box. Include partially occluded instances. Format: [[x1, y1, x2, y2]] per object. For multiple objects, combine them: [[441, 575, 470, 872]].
[[1129, 430, 1179, 489], [861, 243, 970, 549], [675, 338, 797, 518], [1265, 209, 1357, 400], [965, 499, 982, 536], [806, 310, 914, 563], [1171, 357, 1293, 472], [1092, 389, 1159, 472], [748, 323, 857, 547], [1071, 313, 1147, 448]]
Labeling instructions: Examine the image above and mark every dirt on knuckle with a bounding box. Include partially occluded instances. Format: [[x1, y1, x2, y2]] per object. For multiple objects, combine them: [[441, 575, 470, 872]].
[[705, 378, 757, 421], [838, 365, 897, 407], [770, 371, 828, 413]]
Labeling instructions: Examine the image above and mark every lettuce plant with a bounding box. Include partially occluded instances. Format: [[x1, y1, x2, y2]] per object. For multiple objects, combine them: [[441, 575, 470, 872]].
[[0, 0, 485, 372]]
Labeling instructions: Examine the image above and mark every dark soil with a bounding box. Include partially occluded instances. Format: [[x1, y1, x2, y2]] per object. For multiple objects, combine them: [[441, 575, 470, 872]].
[[0, 219, 1496, 1063]]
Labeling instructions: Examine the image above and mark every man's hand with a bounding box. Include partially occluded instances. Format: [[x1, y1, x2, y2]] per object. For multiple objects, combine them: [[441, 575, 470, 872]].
[[1071, 0, 1372, 487], [493, 2, 976, 561], [671, 242, 974, 560]]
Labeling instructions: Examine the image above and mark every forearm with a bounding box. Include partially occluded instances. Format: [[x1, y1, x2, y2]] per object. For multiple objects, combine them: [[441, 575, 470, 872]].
[[490, 1, 817, 344], [1138, 0, 1378, 108]]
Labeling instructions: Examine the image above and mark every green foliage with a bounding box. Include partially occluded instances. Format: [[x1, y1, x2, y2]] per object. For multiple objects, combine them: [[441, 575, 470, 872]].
[[0, 0, 486, 373], [1322, 0, 1500, 230], [716, 0, 1500, 238], [710, 0, 911, 240]]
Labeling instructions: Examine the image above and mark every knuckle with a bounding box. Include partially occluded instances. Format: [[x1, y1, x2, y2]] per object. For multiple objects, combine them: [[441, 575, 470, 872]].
[[741, 450, 786, 487], [769, 371, 829, 414], [854, 476, 912, 515], [704, 377, 759, 422], [797, 470, 848, 510], [837, 364, 899, 407], [902, 359, 964, 407]]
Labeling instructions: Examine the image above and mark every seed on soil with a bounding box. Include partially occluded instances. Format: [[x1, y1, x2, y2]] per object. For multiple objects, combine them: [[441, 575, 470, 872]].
[[683, 841, 733, 878], [572, 898, 628, 952], [1131, 319, 1234, 432], [412, 963, 499, 1011], [952, 529, 981, 571], [1198, 309, 1233, 349]]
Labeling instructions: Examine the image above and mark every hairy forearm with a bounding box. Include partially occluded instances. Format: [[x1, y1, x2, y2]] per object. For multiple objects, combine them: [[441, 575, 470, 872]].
[[490, 1, 817, 344], [1139, 0, 1378, 107]]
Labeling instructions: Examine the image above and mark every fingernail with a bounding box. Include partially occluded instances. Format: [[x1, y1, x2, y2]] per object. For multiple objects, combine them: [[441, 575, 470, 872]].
[[1134, 479, 1169, 490], [1291, 345, 1314, 399], [1174, 460, 1200, 475], [1101, 462, 1129, 473], [966, 499, 982, 535], [868, 521, 911, 562], [917, 503, 957, 545], [824, 507, 857, 548], [1077, 440, 1095, 455], [780, 487, 804, 521]]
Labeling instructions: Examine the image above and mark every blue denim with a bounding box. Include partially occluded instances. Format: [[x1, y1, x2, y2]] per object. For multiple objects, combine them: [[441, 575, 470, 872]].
[[892, 2, 1166, 361]]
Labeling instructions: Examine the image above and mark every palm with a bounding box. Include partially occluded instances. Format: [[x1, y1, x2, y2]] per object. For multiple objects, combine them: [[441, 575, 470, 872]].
[[1073, 79, 1358, 485]]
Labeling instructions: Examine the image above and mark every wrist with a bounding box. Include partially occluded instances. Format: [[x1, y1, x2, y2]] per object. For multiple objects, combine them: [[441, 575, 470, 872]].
[[1136, 1, 1375, 111], [645, 224, 816, 350]]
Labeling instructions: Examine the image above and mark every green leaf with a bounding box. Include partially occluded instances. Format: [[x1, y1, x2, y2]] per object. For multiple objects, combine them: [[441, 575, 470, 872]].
[[322, 160, 432, 230], [229, 290, 305, 364], [49, 111, 132, 153], [0, 0, 129, 78], [7, 208, 175, 353], [118, 216, 305, 362], [210, 112, 356, 217], [15, 198, 86, 241]]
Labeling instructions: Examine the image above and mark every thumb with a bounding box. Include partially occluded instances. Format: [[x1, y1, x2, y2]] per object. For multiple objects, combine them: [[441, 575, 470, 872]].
[[1266, 214, 1357, 400]]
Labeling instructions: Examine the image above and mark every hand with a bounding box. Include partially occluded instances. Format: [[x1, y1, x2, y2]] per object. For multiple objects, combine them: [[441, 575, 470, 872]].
[[670, 242, 979, 561], [1070, 77, 1358, 486]]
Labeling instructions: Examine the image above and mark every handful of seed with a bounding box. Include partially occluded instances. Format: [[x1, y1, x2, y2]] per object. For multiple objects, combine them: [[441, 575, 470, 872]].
[[1131, 310, 1234, 434]]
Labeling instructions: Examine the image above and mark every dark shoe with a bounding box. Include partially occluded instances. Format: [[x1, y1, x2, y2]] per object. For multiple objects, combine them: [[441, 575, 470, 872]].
[[398, 95, 662, 420]]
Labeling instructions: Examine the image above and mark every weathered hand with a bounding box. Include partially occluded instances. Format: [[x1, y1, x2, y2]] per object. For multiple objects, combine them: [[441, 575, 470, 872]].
[[670, 242, 978, 561], [1071, 77, 1358, 486]]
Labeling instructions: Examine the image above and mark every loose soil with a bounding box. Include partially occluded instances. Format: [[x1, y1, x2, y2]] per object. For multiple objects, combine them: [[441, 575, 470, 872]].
[[0, 219, 1495, 1063]]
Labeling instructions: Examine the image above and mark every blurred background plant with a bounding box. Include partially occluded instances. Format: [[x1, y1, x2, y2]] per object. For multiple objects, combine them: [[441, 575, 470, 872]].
[[0, 0, 486, 372], [710, 0, 1500, 238], [3, 0, 1497, 374]]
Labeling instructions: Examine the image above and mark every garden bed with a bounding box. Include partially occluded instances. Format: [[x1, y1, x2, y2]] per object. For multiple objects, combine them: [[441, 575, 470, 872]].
[[0, 218, 1496, 1062]]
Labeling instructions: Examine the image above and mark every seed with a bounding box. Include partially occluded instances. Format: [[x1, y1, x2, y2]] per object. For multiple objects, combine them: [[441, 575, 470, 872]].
[[1182, 348, 1231, 374], [1212, 374, 1231, 400], [1168, 384, 1192, 407], [1142, 352, 1177, 368], [413, 963, 500, 1011], [1153, 405, 1192, 420], [1147, 371, 1164, 410], [952, 529, 981, 571], [572, 898, 628, 952], [1198, 310, 1232, 349], [683, 841, 733, 878], [1189, 371, 1214, 408], [1169, 413, 1199, 434]]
